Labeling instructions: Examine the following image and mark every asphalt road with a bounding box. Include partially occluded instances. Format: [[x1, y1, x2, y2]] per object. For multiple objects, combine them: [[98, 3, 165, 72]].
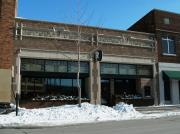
[[1, 116, 180, 134]]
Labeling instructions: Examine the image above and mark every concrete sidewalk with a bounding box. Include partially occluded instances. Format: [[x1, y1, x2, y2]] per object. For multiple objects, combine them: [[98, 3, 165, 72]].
[[135, 104, 180, 114], [1, 116, 180, 134]]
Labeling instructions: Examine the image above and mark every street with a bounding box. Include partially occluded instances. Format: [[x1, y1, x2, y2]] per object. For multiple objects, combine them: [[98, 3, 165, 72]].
[[1, 116, 180, 134]]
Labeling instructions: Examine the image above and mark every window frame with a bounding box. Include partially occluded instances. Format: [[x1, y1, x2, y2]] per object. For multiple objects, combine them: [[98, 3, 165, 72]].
[[163, 18, 170, 25], [161, 36, 176, 56]]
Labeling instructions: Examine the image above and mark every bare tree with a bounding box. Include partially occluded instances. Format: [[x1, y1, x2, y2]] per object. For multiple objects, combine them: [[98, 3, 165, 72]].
[[52, 0, 104, 107]]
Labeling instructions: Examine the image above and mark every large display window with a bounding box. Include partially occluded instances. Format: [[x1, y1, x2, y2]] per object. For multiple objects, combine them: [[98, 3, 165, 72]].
[[101, 63, 153, 77], [21, 58, 89, 74]]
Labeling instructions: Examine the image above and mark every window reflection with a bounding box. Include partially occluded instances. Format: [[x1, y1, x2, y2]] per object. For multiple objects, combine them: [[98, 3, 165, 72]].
[[73, 79, 81, 87], [61, 79, 72, 88], [21, 77, 84, 98], [101, 63, 118, 74], [68, 61, 89, 73], [119, 64, 136, 75], [101, 63, 152, 77], [137, 65, 152, 76], [45, 60, 67, 72], [21, 59, 44, 72]]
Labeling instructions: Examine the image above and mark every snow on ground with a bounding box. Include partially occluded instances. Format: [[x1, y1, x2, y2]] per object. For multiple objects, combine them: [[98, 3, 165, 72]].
[[0, 102, 180, 128]]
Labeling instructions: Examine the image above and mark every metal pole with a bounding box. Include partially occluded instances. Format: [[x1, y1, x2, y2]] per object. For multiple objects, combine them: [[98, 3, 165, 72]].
[[15, 93, 19, 116], [77, 25, 81, 107], [77, 0, 81, 107]]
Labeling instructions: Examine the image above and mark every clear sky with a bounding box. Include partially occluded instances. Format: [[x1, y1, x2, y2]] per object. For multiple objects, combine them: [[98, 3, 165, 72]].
[[18, 0, 180, 30]]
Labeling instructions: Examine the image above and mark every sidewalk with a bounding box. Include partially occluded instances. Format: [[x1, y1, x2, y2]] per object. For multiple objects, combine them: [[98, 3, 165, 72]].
[[135, 104, 180, 114]]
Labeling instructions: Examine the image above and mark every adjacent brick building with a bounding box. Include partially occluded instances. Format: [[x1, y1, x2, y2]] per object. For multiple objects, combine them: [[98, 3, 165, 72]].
[[129, 9, 180, 104]]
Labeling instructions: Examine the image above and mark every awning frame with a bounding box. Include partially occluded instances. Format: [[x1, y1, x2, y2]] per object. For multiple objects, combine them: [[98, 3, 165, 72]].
[[163, 70, 180, 80]]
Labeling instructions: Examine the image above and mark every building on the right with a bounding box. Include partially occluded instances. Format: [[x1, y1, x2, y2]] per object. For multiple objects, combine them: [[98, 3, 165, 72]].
[[129, 9, 180, 105]]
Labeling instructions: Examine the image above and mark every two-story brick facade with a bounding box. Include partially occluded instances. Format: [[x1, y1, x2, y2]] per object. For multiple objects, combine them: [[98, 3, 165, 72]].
[[13, 18, 156, 107], [129, 9, 180, 105], [0, 0, 157, 107]]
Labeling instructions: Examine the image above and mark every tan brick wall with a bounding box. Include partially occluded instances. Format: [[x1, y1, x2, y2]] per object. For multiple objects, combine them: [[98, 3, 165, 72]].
[[0, 69, 11, 103], [139, 78, 153, 97]]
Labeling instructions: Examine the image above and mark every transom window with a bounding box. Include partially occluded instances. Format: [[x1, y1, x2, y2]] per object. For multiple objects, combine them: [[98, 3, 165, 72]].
[[21, 58, 89, 73], [100, 63, 153, 77], [162, 36, 175, 55]]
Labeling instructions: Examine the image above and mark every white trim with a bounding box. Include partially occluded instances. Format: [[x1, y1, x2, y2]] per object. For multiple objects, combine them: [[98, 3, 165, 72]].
[[162, 53, 176, 56], [15, 18, 154, 36], [19, 48, 155, 65], [156, 28, 180, 34], [19, 49, 89, 61]]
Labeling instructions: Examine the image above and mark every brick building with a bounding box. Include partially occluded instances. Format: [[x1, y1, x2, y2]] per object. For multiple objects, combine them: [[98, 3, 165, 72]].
[[1, 0, 157, 107], [129, 9, 180, 104], [0, 0, 17, 103]]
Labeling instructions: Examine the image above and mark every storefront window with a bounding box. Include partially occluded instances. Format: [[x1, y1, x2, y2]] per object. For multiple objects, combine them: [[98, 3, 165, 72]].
[[100, 63, 152, 77], [45, 61, 55, 72], [21, 59, 44, 72], [119, 64, 136, 75], [21, 77, 85, 98], [45, 60, 67, 72], [21, 59, 89, 74], [61, 79, 73, 90], [101, 63, 118, 74], [114, 79, 136, 95], [137, 65, 152, 76], [21, 77, 44, 94], [80, 62, 89, 73], [68, 62, 76, 73], [73, 79, 81, 87], [68, 61, 89, 73]]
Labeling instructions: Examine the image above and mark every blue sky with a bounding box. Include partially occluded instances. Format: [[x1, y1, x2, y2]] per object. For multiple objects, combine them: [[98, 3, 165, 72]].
[[18, 0, 180, 30]]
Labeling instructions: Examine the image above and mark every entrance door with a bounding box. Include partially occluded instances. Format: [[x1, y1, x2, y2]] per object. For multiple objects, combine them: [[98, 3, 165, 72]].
[[164, 79, 171, 103], [101, 79, 110, 105]]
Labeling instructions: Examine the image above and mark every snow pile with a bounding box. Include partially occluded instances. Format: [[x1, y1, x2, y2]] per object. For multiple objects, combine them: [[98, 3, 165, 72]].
[[10, 103, 16, 110], [1, 102, 180, 128], [113, 103, 141, 119], [0, 102, 141, 128]]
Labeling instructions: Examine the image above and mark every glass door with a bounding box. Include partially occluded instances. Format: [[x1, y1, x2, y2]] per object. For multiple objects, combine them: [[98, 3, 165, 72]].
[[101, 79, 110, 105]]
